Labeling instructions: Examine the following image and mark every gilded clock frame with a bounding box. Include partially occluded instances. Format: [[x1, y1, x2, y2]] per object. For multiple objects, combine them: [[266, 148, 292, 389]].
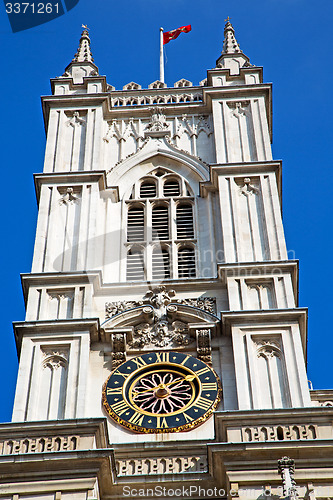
[[102, 352, 222, 434]]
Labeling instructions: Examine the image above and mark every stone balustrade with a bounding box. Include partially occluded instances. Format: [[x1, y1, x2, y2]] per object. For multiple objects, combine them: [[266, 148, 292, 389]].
[[215, 407, 333, 443], [0, 418, 108, 456]]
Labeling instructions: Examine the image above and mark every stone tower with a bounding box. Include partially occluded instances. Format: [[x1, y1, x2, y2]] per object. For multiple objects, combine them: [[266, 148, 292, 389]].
[[1, 22, 333, 500]]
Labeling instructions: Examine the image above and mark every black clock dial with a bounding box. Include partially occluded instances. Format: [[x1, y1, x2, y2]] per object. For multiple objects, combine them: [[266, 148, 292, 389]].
[[102, 351, 221, 433]]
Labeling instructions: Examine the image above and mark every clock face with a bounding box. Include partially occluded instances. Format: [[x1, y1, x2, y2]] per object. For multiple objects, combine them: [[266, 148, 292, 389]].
[[102, 351, 221, 433]]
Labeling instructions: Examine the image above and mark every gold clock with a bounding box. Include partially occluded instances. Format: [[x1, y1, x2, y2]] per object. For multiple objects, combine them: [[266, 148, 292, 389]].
[[102, 351, 221, 433]]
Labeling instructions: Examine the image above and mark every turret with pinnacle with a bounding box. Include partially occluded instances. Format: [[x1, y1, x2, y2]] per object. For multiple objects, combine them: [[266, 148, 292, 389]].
[[215, 19, 251, 74], [62, 26, 99, 83]]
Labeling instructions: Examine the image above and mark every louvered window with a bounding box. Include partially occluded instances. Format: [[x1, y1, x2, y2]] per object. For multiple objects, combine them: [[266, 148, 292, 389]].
[[126, 171, 196, 281], [127, 207, 144, 241], [178, 247, 196, 278], [140, 181, 156, 198], [152, 248, 170, 280], [127, 249, 145, 280], [176, 204, 194, 239], [152, 205, 169, 240], [163, 180, 180, 197]]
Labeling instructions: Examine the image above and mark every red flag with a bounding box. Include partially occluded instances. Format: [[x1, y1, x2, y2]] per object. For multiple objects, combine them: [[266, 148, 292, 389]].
[[163, 25, 191, 45]]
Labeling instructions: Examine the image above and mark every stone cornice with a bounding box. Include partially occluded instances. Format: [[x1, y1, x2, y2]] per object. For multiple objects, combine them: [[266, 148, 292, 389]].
[[217, 261, 299, 307], [13, 319, 100, 352], [20, 271, 103, 304], [220, 308, 308, 355], [0, 418, 109, 447], [203, 82, 272, 140], [200, 160, 282, 204], [42, 82, 272, 138], [33, 171, 119, 204]]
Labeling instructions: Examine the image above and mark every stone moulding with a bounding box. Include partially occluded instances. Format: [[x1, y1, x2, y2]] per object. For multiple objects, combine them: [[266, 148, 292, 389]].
[[0, 435, 79, 455], [0, 418, 109, 456], [105, 296, 217, 319], [116, 455, 208, 476], [214, 407, 333, 443]]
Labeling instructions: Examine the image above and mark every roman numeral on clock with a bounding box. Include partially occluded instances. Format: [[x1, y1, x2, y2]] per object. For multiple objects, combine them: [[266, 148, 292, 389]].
[[128, 411, 145, 426], [111, 400, 129, 416], [201, 382, 217, 391], [194, 366, 210, 377], [155, 352, 170, 363], [106, 387, 122, 395], [156, 416, 169, 428], [113, 370, 131, 380], [131, 356, 147, 369], [194, 397, 213, 411], [183, 412, 193, 423]]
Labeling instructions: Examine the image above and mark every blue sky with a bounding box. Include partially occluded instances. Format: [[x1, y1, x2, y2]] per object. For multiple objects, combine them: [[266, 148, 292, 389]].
[[0, 0, 332, 422]]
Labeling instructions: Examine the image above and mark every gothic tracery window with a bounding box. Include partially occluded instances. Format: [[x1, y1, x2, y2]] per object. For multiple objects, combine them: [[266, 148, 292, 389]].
[[126, 169, 196, 281]]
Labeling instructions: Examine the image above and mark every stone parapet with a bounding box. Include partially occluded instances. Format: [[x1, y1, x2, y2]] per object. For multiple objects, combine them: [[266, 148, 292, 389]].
[[0, 418, 109, 456], [215, 407, 333, 443]]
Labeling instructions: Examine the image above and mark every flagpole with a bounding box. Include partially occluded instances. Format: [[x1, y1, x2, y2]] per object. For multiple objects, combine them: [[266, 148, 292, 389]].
[[160, 27, 164, 83]]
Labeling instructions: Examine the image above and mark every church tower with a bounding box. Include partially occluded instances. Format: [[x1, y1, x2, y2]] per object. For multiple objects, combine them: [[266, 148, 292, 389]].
[[1, 22, 333, 500]]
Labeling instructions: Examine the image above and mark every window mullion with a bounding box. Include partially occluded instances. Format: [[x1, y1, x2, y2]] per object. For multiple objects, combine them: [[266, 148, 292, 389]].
[[145, 200, 152, 242], [170, 200, 177, 279], [146, 243, 152, 281]]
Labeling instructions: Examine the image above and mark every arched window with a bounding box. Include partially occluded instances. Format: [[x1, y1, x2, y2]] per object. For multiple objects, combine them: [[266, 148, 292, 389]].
[[127, 206, 144, 241], [176, 204, 194, 239], [152, 205, 169, 240], [126, 248, 145, 280], [140, 181, 156, 198], [178, 247, 196, 278], [126, 170, 196, 281], [152, 248, 170, 280], [163, 179, 180, 197]]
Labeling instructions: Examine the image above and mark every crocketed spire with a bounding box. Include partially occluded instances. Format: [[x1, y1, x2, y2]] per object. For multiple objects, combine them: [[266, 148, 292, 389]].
[[222, 19, 242, 54], [215, 19, 251, 74], [61, 26, 99, 82], [72, 26, 94, 63]]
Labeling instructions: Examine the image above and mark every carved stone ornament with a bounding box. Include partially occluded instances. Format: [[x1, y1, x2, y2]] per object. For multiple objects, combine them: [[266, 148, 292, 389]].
[[105, 294, 216, 319], [196, 329, 212, 365], [278, 457, 298, 499], [144, 107, 170, 137], [66, 111, 86, 127], [59, 187, 79, 206], [105, 287, 217, 349], [239, 177, 259, 196], [111, 333, 126, 369], [176, 297, 216, 315], [255, 339, 282, 358], [129, 319, 191, 349], [106, 300, 144, 319], [41, 347, 69, 370]]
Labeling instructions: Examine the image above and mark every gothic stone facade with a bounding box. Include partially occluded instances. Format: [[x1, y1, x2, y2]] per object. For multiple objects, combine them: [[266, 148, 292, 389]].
[[1, 24, 333, 500]]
